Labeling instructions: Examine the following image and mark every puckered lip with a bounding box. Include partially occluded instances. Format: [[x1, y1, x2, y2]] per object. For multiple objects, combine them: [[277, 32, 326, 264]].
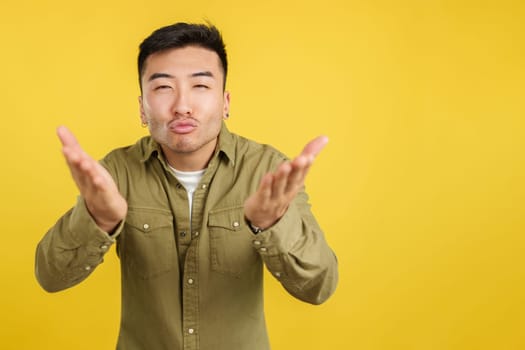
[[168, 118, 198, 134]]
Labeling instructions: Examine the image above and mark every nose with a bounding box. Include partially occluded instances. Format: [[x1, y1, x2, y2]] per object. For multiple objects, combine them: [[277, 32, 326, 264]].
[[173, 88, 192, 116]]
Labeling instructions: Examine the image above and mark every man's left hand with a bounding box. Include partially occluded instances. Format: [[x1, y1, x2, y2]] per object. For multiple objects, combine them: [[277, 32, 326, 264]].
[[244, 135, 328, 230]]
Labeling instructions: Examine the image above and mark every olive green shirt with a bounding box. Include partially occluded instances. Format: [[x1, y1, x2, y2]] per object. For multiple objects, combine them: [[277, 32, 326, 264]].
[[35, 124, 338, 350]]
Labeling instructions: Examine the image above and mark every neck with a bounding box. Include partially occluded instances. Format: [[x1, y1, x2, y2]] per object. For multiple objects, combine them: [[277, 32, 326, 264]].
[[161, 140, 217, 171]]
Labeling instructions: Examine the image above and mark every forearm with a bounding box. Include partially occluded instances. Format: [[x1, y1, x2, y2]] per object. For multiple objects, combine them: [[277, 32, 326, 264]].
[[255, 192, 338, 304], [35, 197, 121, 292]]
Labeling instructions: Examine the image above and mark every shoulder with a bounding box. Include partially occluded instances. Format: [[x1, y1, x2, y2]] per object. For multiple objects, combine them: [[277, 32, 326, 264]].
[[228, 131, 288, 169], [100, 136, 155, 172]]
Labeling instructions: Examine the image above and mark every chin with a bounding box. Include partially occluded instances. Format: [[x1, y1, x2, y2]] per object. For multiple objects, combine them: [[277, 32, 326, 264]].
[[170, 140, 200, 154]]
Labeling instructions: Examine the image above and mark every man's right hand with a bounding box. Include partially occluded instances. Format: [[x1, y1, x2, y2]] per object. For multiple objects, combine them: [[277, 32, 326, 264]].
[[57, 126, 127, 233]]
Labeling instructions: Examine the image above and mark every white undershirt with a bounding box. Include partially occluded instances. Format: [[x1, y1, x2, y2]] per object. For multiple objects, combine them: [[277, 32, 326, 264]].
[[168, 165, 206, 222]]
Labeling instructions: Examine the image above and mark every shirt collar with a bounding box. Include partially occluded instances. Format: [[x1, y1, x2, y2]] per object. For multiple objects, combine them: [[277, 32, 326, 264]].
[[139, 122, 236, 166]]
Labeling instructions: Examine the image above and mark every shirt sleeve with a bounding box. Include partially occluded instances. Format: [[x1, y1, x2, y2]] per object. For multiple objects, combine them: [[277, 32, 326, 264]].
[[249, 190, 339, 305], [35, 196, 123, 292]]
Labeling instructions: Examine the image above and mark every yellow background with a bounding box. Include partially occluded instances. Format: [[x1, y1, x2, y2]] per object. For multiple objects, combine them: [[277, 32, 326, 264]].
[[1, 0, 524, 349]]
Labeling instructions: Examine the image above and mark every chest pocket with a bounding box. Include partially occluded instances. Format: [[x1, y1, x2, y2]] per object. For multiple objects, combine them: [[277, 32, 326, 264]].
[[119, 208, 175, 279], [208, 206, 259, 277]]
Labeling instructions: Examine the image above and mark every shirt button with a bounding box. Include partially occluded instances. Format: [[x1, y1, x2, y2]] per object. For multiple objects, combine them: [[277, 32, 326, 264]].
[[84, 265, 91, 271], [253, 240, 261, 246], [260, 247, 267, 252], [100, 245, 108, 251], [180, 231, 186, 237], [143, 223, 150, 230], [188, 328, 195, 334], [193, 231, 199, 237], [187, 278, 194, 284], [274, 272, 281, 278], [232, 221, 240, 228], [201, 184, 207, 189]]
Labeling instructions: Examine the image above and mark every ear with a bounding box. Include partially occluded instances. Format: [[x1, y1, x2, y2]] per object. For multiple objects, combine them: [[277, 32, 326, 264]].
[[138, 95, 146, 124], [223, 91, 231, 118]]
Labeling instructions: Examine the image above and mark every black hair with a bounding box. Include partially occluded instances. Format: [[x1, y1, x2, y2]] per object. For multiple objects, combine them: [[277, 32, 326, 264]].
[[138, 22, 228, 91]]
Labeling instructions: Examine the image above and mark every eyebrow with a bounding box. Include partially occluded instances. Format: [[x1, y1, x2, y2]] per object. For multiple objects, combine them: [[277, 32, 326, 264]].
[[191, 71, 214, 79], [147, 71, 215, 82], [147, 73, 173, 81]]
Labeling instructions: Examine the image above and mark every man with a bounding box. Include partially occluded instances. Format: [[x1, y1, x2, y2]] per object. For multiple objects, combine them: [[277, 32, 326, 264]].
[[35, 22, 338, 350]]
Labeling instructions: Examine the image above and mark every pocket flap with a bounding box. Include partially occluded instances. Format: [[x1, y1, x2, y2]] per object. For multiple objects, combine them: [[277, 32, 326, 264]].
[[126, 208, 173, 233], [208, 206, 244, 231]]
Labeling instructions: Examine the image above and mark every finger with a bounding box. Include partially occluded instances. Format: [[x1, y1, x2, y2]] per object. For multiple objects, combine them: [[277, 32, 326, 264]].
[[301, 135, 329, 159], [78, 158, 106, 190], [57, 127, 106, 192], [291, 136, 328, 187], [271, 161, 291, 200], [61, 145, 83, 165], [257, 172, 274, 203], [285, 155, 308, 194], [57, 125, 81, 149], [65, 158, 98, 193], [61, 146, 92, 181], [58, 126, 95, 165]]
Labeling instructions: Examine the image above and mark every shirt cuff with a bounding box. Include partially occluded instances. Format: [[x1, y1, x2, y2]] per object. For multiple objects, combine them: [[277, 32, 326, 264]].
[[248, 202, 303, 278], [68, 196, 123, 247]]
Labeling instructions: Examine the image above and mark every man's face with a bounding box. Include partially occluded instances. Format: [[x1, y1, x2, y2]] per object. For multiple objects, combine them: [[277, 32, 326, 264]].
[[139, 46, 230, 169]]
